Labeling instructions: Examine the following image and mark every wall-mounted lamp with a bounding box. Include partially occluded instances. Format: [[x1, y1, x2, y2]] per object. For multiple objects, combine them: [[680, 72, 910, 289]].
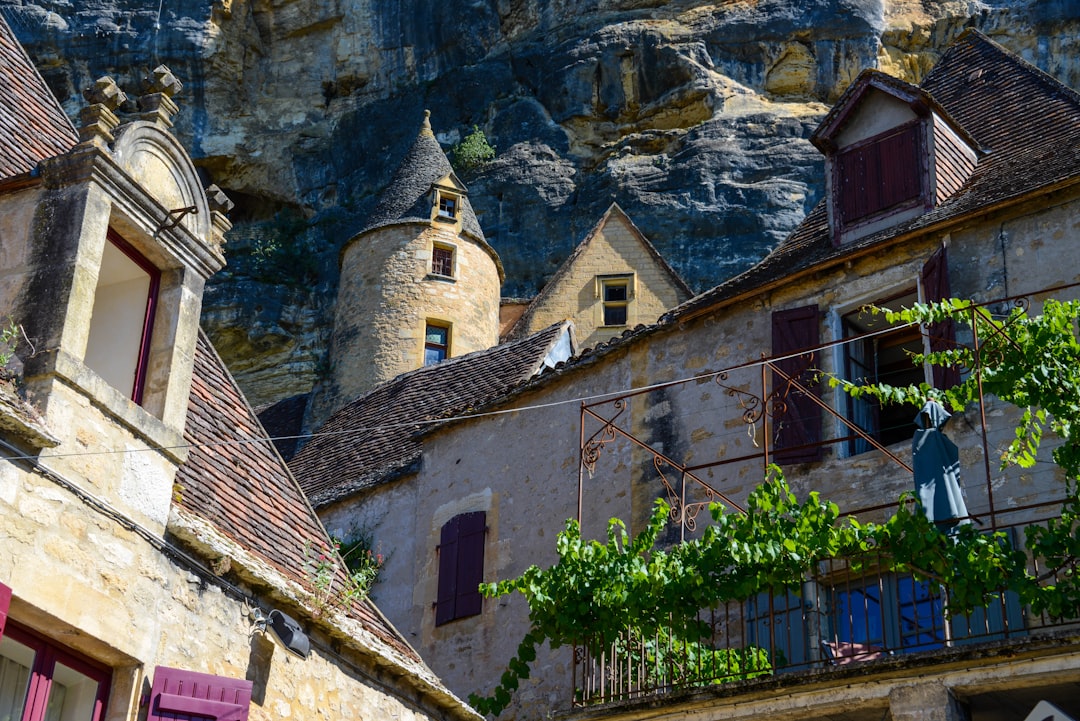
[[248, 606, 310, 660]]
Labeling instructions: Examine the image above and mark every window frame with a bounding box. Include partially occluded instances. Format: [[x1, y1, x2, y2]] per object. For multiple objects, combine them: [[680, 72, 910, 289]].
[[430, 243, 456, 279], [84, 229, 161, 406], [0, 621, 112, 721], [598, 274, 633, 328], [424, 322, 451, 366], [436, 191, 459, 221]]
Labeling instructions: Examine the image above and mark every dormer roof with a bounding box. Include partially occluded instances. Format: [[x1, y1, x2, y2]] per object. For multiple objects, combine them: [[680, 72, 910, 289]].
[[810, 69, 981, 155], [0, 16, 78, 179], [358, 110, 486, 244]]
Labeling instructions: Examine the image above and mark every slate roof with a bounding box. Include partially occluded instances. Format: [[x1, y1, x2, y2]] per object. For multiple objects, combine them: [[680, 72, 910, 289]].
[[0, 13, 78, 179], [665, 29, 1080, 323], [291, 321, 573, 508], [358, 110, 487, 245], [255, 393, 309, 460], [177, 332, 419, 660], [507, 203, 693, 340]]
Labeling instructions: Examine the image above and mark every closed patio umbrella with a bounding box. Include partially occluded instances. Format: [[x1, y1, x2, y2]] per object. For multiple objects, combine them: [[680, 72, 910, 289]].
[[912, 400, 969, 531]]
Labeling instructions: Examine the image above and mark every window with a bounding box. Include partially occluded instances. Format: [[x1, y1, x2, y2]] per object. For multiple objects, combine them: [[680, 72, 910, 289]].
[[842, 290, 924, 455], [0, 623, 111, 721], [84, 231, 160, 405], [437, 193, 458, 219], [600, 276, 631, 327], [431, 245, 454, 277], [424, 323, 450, 365], [828, 574, 945, 657], [836, 122, 922, 227], [747, 586, 814, 669], [435, 511, 486, 625]]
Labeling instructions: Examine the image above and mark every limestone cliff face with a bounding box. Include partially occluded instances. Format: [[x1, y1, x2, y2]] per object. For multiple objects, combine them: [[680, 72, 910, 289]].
[[5, 0, 1079, 406]]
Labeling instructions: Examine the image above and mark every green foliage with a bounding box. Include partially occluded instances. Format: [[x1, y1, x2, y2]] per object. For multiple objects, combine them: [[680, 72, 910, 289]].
[[236, 210, 319, 286], [450, 126, 496, 175], [0, 319, 18, 371], [470, 297, 1080, 716], [303, 536, 385, 615]]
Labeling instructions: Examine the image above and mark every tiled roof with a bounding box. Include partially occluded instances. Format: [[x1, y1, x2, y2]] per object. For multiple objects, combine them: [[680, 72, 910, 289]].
[[507, 203, 693, 340], [358, 111, 486, 245], [255, 393, 309, 460], [664, 29, 1080, 323], [291, 322, 572, 508], [178, 331, 419, 660], [0, 13, 78, 179]]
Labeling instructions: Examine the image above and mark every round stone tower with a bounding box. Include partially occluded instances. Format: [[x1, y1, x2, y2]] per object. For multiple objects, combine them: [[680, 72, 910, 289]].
[[314, 111, 504, 425]]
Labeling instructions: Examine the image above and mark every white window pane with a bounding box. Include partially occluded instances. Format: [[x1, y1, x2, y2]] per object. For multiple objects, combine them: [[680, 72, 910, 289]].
[[0, 636, 33, 721], [47, 662, 101, 721]]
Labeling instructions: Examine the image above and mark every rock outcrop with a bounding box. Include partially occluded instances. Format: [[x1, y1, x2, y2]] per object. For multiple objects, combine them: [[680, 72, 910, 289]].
[[5, 0, 1079, 405]]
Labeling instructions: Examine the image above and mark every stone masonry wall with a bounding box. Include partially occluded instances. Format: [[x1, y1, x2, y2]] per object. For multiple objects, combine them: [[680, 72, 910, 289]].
[[520, 211, 689, 349]]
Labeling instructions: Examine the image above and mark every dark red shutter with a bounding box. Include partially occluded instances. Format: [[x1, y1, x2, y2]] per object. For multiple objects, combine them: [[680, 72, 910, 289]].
[[148, 666, 252, 721], [435, 515, 460, 626], [921, 246, 961, 389], [456, 512, 486, 618], [771, 306, 822, 464], [838, 124, 921, 225], [0, 581, 10, 641]]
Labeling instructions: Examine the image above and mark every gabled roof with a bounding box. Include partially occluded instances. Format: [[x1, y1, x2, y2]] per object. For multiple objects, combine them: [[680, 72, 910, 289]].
[[810, 69, 982, 154], [177, 331, 418, 659], [357, 110, 486, 244], [507, 203, 692, 339], [0, 13, 78, 179], [666, 29, 1080, 323], [290, 321, 574, 508]]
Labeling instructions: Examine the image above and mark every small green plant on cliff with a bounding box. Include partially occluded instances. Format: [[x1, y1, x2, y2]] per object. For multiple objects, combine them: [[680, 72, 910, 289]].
[[0, 319, 20, 380], [450, 126, 496, 175], [470, 297, 1080, 716]]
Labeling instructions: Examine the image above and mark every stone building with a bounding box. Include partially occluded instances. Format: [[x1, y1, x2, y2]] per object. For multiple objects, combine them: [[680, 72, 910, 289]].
[[292, 30, 1080, 721], [0, 15, 476, 721], [505, 203, 692, 349]]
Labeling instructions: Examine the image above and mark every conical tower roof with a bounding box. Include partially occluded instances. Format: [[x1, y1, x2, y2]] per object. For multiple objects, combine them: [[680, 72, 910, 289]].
[[359, 110, 486, 243]]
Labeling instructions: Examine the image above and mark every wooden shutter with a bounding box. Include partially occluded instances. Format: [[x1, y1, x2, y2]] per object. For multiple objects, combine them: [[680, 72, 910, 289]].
[[771, 306, 822, 464], [838, 124, 921, 225], [921, 246, 961, 388], [148, 666, 252, 721], [0, 581, 10, 641], [435, 512, 486, 626], [435, 516, 461, 626]]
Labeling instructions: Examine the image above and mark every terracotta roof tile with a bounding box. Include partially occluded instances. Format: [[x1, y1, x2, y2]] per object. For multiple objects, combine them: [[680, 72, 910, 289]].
[[0, 14, 78, 179], [178, 332, 419, 660], [291, 322, 572, 508]]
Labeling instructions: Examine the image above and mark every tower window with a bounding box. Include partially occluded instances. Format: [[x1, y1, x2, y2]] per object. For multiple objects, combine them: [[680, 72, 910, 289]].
[[432, 245, 454, 277], [84, 230, 160, 404], [425, 323, 450, 365], [599, 276, 632, 327], [437, 193, 458, 219]]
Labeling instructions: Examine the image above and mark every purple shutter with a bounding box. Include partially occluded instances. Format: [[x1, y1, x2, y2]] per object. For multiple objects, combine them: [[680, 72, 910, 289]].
[[435, 516, 461, 626], [455, 512, 486, 619], [771, 306, 822, 464], [148, 667, 252, 721], [0, 581, 10, 641], [921, 246, 961, 388]]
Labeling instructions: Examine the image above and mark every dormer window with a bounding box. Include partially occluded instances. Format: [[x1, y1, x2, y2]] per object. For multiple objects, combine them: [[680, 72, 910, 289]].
[[836, 122, 922, 227], [84, 230, 160, 404], [438, 192, 458, 219]]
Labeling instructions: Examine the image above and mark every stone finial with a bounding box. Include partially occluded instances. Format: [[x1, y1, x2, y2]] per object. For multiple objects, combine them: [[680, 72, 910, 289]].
[[138, 65, 182, 128], [78, 76, 125, 147], [206, 184, 233, 251], [143, 64, 183, 97], [205, 184, 235, 215], [420, 109, 434, 137], [83, 76, 127, 110]]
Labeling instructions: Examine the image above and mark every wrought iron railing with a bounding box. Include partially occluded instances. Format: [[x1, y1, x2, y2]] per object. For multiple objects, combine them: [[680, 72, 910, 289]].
[[571, 502, 1079, 706]]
